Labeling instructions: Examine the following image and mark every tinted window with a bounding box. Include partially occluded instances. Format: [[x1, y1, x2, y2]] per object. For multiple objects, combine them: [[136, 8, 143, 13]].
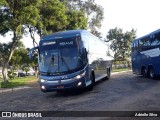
[[135, 40, 139, 47], [81, 34, 89, 52], [151, 33, 160, 46], [38, 36, 87, 74], [140, 36, 150, 46]]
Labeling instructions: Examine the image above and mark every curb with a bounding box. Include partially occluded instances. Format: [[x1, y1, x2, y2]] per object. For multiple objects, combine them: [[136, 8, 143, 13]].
[[0, 86, 32, 93]]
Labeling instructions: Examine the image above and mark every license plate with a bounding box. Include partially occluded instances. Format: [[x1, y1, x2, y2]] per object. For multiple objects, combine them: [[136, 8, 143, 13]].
[[57, 86, 64, 88]]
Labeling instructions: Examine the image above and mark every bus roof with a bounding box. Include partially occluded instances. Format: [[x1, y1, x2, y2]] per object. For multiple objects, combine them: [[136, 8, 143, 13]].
[[40, 30, 89, 41], [133, 29, 160, 42]]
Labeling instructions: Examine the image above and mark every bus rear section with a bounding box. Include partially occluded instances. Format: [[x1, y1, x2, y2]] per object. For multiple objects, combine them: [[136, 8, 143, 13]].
[[131, 29, 160, 79]]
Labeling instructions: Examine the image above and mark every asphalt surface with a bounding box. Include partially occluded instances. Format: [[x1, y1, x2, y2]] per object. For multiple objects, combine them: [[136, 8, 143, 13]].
[[0, 71, 160, 120]]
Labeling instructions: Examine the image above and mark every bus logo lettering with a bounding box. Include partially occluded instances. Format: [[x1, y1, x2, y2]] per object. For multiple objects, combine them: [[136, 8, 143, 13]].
[[42, 42, 56, 46], [59, 41, 73, 46]]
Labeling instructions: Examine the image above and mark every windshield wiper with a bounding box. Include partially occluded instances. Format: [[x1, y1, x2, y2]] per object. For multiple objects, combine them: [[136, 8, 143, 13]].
[[59, 50, 70, 71], [46, 55, 56, 73], [60, 55, 70, 71]]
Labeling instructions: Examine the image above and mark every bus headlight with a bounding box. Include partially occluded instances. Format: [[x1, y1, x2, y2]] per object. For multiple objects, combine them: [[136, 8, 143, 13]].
[[74, 71, 86, 79], [41, 86, 46, 90], [40, 79, 47, 83]]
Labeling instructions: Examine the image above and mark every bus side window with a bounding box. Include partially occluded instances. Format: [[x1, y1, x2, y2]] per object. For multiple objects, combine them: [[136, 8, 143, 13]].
[[82, 48, 88, 64], [81, 34, 89, 52], [155, 33, 160, 45], [131, 43, 134, 48], [151, 33, 160, 46], [139, 39, 143, 47], [135, 40, 139, 47], [80, 34, 89, 64], [142, 37, 150, 46]]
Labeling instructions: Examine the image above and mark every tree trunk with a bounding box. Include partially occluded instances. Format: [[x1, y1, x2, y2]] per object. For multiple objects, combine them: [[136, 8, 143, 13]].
[[2, 32, 17, 82], [2, 48, 15, 82], [2, 64, 8, 83], [34, 65, 38, 78]]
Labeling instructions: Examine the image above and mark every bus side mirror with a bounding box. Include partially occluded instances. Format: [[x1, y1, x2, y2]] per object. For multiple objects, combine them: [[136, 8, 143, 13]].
[[29, 46, 39, 60], [84, 48, 88, 54]]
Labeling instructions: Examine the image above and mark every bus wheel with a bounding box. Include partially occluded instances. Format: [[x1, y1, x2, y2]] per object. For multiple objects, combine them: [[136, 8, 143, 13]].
[[87, 74, 94, 91], [149, 67, 156, 79], [142, 67, 148, 77]]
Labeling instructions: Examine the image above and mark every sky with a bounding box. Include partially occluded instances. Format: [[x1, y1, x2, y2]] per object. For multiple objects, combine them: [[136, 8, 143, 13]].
[[1, 0, 160, 48], [96, 0, 160, 37]]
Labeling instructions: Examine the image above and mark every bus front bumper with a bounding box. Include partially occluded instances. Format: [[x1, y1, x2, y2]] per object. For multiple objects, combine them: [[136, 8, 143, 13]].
[[39, 77, 86, 92]]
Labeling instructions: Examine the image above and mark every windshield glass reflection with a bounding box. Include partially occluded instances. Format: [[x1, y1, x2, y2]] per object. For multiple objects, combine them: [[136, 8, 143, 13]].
[[38, 37, 86, 75]]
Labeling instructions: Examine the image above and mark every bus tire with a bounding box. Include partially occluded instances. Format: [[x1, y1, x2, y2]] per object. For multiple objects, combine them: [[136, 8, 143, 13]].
[[87, 73, 95, 91], [149, 67, 156, 79], [142, 67, 148, 77]]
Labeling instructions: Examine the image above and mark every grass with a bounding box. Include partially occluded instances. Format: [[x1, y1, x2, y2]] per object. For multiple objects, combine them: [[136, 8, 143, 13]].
[[0, 76, 38, 88], [112, 68, 130, 72]]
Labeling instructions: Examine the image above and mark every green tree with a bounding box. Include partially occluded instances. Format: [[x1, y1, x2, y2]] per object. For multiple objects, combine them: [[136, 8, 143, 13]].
[[10, 46, 38, 76], [0, 0, 88, 82], [22, 66, 30, 76], [27, 0, 87, 47], [91, 30, 103, 39], [8, 69, 17, 80], [10, 47, 30, 68], [37, 0, 68, 36], [106, 27, 136, 62], [0, 42, 11, 69], [0, 0, 41, 82], [66, 10, 87, 30], [121, 29, 136, 66], [60, 0, 104, 37], [106, 27, 123, 61], [0, 41, 24, 79]]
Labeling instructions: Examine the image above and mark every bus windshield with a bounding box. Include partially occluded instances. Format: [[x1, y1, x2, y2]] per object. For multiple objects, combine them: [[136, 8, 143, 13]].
[[38, 37, 86, 75]]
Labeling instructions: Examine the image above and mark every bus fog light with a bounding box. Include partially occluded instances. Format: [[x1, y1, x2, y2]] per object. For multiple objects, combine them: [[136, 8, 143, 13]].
[[41, 86, 46, 90], [77, 82, 82, 86]]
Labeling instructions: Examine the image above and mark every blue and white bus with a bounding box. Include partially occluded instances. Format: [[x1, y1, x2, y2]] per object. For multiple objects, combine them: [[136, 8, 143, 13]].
[[29, 30, 112, 92], [131, 29, 160, 79]]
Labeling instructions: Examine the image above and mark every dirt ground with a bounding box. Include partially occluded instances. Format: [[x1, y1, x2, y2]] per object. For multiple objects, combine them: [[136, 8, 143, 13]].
[[0, 71, 160, 120]]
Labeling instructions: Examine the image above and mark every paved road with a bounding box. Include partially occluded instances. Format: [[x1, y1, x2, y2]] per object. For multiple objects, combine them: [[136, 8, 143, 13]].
[[0, 71, 160, 120]]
